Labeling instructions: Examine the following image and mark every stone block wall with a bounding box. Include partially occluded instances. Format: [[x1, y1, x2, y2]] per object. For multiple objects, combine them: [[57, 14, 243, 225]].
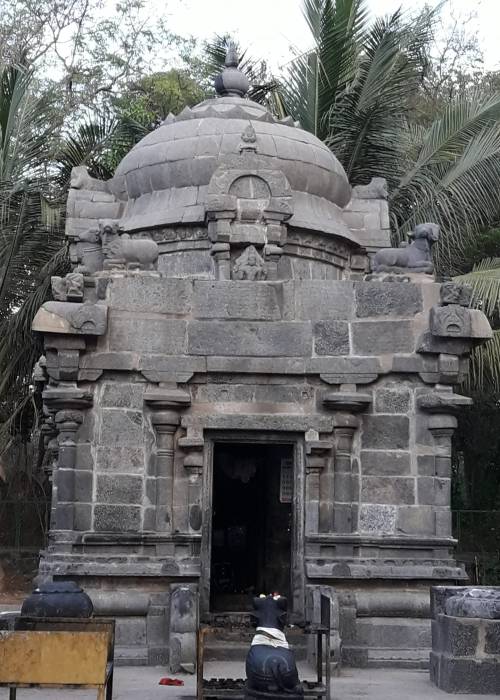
[[34, 270, 491, 667]]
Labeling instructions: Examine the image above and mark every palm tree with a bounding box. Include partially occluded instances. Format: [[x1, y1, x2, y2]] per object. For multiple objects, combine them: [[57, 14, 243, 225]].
[[0, 66, 122, 456], [0, 62, 63, 450], [279, 0, 500, 273], [274, 0, 500, 392]]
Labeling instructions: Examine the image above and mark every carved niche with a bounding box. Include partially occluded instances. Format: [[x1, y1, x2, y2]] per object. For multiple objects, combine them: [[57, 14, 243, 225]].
[[232, 245, 267, 280]]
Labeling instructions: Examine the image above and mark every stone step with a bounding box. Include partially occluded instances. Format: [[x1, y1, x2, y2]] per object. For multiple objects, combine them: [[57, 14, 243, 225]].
[[367, 648, 430, 669], [343, 644, 429, 669], [115, 646, 149, 666], [355, 616, 431, 650]]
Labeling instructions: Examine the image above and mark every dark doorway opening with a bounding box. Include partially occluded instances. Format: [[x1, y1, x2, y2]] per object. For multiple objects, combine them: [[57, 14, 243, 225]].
[[210, 442, 293, 612]]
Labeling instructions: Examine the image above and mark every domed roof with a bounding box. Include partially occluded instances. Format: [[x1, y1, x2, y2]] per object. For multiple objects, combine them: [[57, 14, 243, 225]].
[[113, 53, 354, 242]]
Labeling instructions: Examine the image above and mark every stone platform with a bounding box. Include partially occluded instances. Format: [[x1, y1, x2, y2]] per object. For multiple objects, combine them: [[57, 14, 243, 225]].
[[0, 665, 496, 699]]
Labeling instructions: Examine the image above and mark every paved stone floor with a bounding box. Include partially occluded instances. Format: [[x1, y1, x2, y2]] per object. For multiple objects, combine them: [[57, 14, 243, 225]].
[[0, 663, 497, 699]]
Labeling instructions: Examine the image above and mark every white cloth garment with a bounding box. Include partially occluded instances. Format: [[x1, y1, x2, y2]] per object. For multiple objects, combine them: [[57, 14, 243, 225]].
[[251, 627, 289, 649]]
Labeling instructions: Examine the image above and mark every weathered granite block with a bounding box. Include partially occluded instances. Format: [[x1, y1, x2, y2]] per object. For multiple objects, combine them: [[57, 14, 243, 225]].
[[314, 321, 350, 355], [116, 617, 147, 646], [193, 281, 287, 320], [74, 504, 92, 531], [431, 595, 500, 695], [295, 281, 354, 320], [433, 655, 500, 694], [187, 321, 312, 356], [417, 455, 435, 475], [397, 506, 435, 534], [361, 476, 415, 504], [74, 470, 93, 502], [352, 321, 415, 354], [99, 409, 144, 446], [359, 504, 397, 533], [169, 584, 197, 674], [361, 450, 411, 475], [96, 446, 145, 473], [440, 616, 479, 656], [108, 315, 187, 354], [362, 415, 410, 449], [100, 382, 145, 409], [76, 443, 94, 470], [96, 475, 143, 504], [107, 277, 192, 314], [418, 477, 450, 506], [374, 387, 411, 413], [485, 625, 500, 654], [355, 282, 422, 317], [94, 504, 142, 531]]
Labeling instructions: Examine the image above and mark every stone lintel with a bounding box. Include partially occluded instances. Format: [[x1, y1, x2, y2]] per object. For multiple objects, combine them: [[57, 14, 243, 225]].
[[181, 413, 334, 433]]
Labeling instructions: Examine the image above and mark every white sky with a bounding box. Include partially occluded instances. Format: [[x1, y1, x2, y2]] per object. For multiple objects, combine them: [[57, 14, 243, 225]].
[[162, 0, 500, 71]]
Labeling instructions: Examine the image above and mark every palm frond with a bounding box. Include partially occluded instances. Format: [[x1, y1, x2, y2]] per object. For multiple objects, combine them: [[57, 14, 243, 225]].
[[464, 330, 500, 395], [280, 0, 369, 137], [391, 91, 500, 270], [455, 258, 500, 318]]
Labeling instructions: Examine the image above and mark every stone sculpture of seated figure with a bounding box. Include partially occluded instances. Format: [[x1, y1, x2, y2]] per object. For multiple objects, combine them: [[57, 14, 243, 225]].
[[245, 594, 303, 699], [371, 222, 440, 274]]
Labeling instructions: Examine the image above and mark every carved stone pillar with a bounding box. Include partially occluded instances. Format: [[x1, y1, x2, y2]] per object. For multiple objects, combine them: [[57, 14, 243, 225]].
[[145, 388, 191, 533], [418, 388, 467, 538], [264, 243, 283, 280], [332, 414, 359, 533], [54, 410, 84, 531], [323, 390, 371, 534], [210, 242, 231, 280], [429, 414, 457, 478], [43, 385, 93, 534], [305, 460, 321, 535], [152, 412, 180, 532], [178, 429, 204, 534], [305, 440, 332, 534]]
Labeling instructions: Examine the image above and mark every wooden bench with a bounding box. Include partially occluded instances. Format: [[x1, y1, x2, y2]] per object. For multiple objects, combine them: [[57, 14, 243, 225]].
[[0, 617, 115, 700]]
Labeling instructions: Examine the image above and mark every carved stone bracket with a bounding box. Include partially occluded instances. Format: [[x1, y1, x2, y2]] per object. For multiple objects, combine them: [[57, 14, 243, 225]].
[[32, 301, 108, 336], [51, 273, 84, 302], [417, 389, 472, 415]]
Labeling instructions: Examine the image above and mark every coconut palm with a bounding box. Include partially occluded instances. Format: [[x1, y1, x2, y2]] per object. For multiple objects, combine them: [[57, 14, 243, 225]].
[[279, 0, 500, 273], [274, 0, 500, 390], [0, 65, 122, 455]]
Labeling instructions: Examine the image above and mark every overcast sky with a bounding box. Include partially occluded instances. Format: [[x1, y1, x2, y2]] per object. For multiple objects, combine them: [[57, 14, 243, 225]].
[[164, 0, 499, 71]]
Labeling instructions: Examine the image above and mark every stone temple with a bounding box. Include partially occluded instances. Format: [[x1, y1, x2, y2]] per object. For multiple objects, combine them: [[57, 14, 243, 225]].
[[32, 51, 492, 669]]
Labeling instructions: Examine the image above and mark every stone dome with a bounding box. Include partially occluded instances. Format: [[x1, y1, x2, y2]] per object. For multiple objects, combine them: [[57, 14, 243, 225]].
[[113, 92, 355, 243]]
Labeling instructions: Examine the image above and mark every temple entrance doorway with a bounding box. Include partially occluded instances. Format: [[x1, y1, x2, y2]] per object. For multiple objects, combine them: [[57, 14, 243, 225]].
[[209, 442, 294, 612]]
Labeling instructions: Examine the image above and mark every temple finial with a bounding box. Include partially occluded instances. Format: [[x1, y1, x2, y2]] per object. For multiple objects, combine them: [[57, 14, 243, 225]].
[[214, 41, 250, 98]]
